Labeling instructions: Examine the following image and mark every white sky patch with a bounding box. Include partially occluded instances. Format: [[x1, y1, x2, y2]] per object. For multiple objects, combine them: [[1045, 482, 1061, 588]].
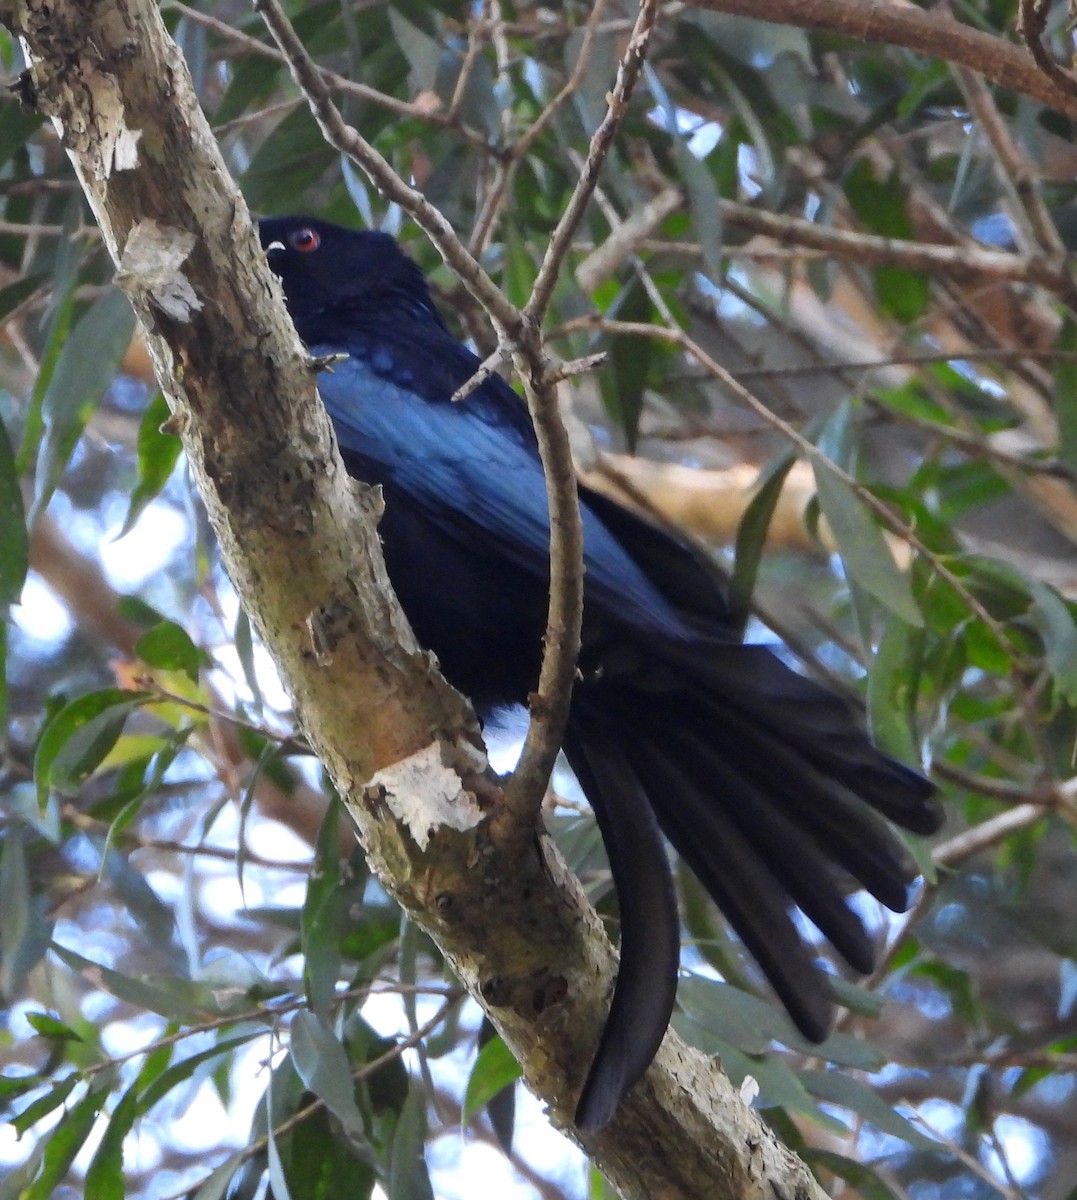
[[986, 1116, 1048, 1185], [102, 500, 189, 587], [12, 572, 76, 643]]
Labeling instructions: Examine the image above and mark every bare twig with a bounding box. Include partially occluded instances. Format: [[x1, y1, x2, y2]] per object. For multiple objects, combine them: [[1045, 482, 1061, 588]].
[[691, 0, 1077, 119], [175, 1, 499, 151], [513, 0, 612, 160], [449, 340, 514, 404], [507, 2, 663, 815], [716, 197, 1074, 293], [446, 4, 490, 123], [954, 65, 1066, 260], [467, 0, 613, 256], [1019, 0, 1077, 99], [526, 0, 661, 323]]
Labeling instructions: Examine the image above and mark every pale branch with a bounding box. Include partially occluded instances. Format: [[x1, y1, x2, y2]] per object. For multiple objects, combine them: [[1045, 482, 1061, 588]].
[[572, 181, 1073, 294], [691, 0, 1077, 121], [932, 802, 1050, 868], [716, 198, 1074, 293]]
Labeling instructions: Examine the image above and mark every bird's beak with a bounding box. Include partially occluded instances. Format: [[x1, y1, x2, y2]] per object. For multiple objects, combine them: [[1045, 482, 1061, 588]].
[[265, 240, 286, 254]]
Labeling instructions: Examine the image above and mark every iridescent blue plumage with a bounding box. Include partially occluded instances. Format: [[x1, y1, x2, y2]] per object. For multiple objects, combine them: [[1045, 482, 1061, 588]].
[[260, 216, 942, 1131]]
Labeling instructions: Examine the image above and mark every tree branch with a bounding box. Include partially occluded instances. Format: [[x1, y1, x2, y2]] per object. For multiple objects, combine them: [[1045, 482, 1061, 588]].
[[691, 0, 1077, 120]]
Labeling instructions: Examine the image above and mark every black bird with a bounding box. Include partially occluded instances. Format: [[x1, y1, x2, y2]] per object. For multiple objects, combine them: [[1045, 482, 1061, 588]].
[[259, 216, 943, 1132]]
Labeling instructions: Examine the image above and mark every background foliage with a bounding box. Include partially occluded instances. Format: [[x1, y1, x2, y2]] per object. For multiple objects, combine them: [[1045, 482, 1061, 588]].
[[2, 0, 1077, 1197]]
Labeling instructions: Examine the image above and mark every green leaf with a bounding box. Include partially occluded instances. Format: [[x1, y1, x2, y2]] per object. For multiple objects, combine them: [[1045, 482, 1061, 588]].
[[389, 1079, 434, 1200], [0, 1073, 44, 1105], [0, 622, 7, 732], [20, 1083, 109, 1200], [51, 943, 219, 1023], [812, 460, 922, 626], [387, 8, 442, 94], [867, 612, 924, 763], [805, 1149, 903, 1200], [17, 216, 82, 477], [289, 1011, 375, 1157], [729, 451, 796, 630], [11, 1074, 78, 1136], [190, 1151, 246, 1200], [84, 1082, 139, 1200], [678, 976, 885, 1069], [302, 798, 344, 1016], [120, 392, 182, 536], [266, 1079, 295, 1200], [0, 824, 52, 996], [25, 1011, 83, 1042], [139, 1032, 262, 1113], [136, 619, 205, 681], [602, 277, 652, 451], [799, 1070, 936, 1148], [843, 160, 928, 321], [0, 406, 28, 609], [0, 98, 44, 172], [34, 688, 151, 807], [29, 288, 137, 524], [234, 606, 265, 710], [1026, 581, 1077, 702], [462, 1032, 522, 1123]]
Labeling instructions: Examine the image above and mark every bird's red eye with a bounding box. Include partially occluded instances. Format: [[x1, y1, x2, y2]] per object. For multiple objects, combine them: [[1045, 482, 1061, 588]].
[[289, 228, 320, 253]]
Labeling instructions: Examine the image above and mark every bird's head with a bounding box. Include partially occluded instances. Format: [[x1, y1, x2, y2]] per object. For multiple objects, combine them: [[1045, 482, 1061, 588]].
[[259, 215, 442, 340]]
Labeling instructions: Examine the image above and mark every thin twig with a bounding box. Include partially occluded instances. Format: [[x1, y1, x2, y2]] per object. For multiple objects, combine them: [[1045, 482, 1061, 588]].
[[135, 676, 308, 755], [512, 0, 612, 160], [716, 197, 1074, 294], [507, 0, 661, 814], [61, 804, 313, 871], [954, 65, 1066, 260], [446, 4, 489, 123], [174, 1, 497, 152], [694, 0, 1077, 120], [525, 0, 661, 323], [569, 315, 1026, 660], [1019, 0, 1077, 100]]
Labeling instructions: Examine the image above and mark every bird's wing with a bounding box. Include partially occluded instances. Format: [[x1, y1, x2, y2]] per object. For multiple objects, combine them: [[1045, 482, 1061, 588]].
[[315, 349, 692, 644]]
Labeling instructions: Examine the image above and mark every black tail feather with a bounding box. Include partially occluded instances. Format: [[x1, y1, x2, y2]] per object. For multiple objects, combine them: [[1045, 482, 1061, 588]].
[[625, 736, 834, 1040], [563, 727, 681, 1134], [659, 726, 878, 974], [564, 657, 941, 1128]]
